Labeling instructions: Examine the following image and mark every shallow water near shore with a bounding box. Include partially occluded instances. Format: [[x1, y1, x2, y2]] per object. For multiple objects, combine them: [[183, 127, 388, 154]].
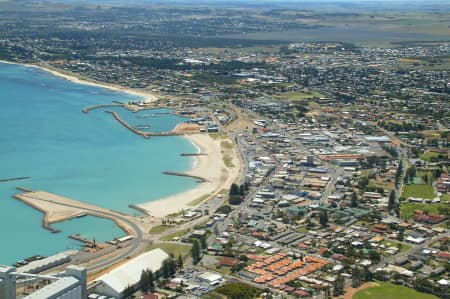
[[0, 62, 197, 265]]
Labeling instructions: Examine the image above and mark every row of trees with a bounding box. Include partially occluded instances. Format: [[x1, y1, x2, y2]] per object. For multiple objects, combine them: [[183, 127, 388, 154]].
[[378, 120, 425, 133], [382, 144, 399, 158], [138, 253, 184, 294], [395, 159, 404, 188], [191, 233, 210, 264], [229, 182, 249, 205]]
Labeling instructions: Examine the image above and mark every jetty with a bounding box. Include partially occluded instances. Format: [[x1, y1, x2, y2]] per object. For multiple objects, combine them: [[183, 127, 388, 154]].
[[162, 171, 208, 183], [17, 186, 33, 192], [82, 103, 122, 113], [69, 234, 97, 247], [105, 110, 150, 139], [105, 110, 183, 138], [13, 190, 138, 237], [180, 153, 207, 157], [0, 176, 30, 183]]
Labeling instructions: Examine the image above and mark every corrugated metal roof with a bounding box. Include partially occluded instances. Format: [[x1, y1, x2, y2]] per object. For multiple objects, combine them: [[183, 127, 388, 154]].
[[17, 250, 77, 274], [24, 277, 79, 298], [95, 248, 169, 294]]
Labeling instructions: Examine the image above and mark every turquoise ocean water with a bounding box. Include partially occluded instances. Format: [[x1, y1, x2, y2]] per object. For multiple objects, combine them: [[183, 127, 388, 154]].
[[0, 62, 197, 265]]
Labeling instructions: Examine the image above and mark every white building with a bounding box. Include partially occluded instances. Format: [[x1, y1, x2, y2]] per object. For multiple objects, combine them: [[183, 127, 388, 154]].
[[0, 264, 86, 299], [94, 248, 170, 298], [198, 272, 222, 285]]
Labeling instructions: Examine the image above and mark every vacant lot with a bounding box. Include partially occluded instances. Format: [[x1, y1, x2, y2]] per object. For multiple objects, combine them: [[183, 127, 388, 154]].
[[147, 242, 192, 259]]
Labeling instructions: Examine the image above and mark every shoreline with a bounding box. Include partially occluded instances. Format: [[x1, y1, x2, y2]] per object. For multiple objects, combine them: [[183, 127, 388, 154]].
[[0, 59, 158, 102], [137, 133, 240, 217]]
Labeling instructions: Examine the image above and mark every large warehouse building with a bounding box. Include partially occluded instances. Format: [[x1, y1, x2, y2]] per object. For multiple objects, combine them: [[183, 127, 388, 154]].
[[93, 248, 170, 298]]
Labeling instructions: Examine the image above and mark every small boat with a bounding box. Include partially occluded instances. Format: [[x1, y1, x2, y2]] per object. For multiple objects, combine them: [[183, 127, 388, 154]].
[[14, 260, 28, 267]]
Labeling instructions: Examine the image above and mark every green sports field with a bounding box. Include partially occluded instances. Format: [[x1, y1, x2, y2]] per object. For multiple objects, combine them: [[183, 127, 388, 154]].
[[353, 282, 440, 299]]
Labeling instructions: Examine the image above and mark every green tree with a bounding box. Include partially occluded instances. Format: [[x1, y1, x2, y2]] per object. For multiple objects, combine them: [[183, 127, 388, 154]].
[[350, 192, 358, 207], [162, 259, 170, 278], [352, 266, 361, 288], [123, 285, 134, 298], [362, 265, 372, 282], [169, 258, 176, 276], [358, 176, 369, 191], [394, 202, 400, 217], [192, 239, 201, 264], [200, 234, 208, 250], [229, 195, 242, 205], [388, 190, 396, 211], [177, 254, 183, 269], [369, 250, 380, 262], [238, 184, 246, 196], [229, 183, 239, 197], [140, 270, 149, 292], [333, 275, 344, 296], [148, 270, 154, 290], [319, 210, 328, 227]]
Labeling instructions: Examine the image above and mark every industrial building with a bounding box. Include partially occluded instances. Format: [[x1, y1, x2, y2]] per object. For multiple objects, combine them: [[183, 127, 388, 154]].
[[16, 250, 77, 274], [0, 264, 86, 299], [93, 248, 170, 298]]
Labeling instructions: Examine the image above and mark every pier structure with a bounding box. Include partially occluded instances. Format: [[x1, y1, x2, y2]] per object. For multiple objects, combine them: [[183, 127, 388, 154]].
[[13, 190, 139, 237], [162, 171, 208, 183], [104, 110, 183, 139], [82, 103, 123, 113], [0, 177, 30, 183]]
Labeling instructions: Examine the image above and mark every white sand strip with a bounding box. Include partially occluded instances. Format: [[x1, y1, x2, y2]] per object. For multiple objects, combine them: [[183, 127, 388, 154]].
[[137, 134, 240, 217]]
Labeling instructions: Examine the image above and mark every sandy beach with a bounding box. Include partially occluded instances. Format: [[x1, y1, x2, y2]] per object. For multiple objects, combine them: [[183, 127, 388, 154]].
[[0, 60, 158, 102], [138, 133, 241, 217]]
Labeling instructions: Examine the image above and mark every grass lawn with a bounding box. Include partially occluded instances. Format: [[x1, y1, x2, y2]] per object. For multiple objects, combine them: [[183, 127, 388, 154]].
[[438, 220, 450, 229], [401, 184, 435, 199], [369, 180, 395, 192], [187, 193, 212, 206], [353, 282, 440, 299], [147, 242, 192, 259], [223, 155, 234, 168], [296, 226, 309, 233], [203, 293, 226, 299], [209, 133, 228, 140], [220, 140, 234, 150], [420, 151, 448, 162], [148, 225, 170, 234], [383, 241, 411, 252], [401, 203, 443, 220], [276, 90, 323, 101], [440, 194, 450, 202], [160, 228, 191, 241], [206, 263, 233, 275]]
